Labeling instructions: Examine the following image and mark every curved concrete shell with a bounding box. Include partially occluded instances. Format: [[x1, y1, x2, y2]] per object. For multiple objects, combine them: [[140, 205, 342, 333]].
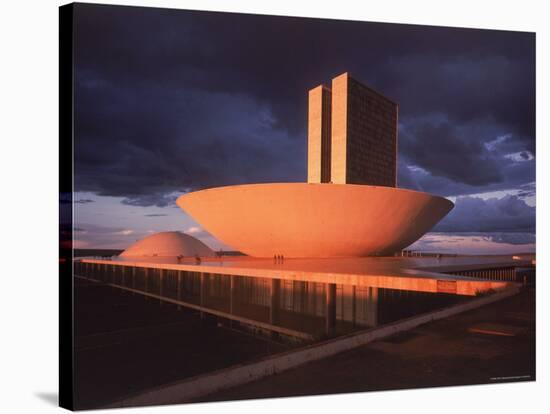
[[176, 183, 454, 258], [120, 231, 214, 258]]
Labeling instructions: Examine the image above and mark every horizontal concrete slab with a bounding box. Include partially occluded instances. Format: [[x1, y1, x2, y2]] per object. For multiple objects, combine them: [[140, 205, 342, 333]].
[[79, 258, 516, 296]]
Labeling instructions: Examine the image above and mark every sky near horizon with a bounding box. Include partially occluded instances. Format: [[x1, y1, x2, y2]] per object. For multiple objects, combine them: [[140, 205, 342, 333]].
[[72, 4, 536, 254]]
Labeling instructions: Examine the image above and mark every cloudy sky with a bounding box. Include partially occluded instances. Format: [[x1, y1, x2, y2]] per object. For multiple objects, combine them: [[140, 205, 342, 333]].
[[72, 3, 535, 254]]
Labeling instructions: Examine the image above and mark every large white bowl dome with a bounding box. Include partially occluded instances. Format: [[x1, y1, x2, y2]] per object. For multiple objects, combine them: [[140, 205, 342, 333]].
[[177, 183, 453, 258], [119, 231, 214, 258]]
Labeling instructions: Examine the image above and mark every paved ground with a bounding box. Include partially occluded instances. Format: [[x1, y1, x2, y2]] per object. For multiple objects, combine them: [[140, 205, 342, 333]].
[[199, 287, 535, 403], [73, 278, 293, 410]]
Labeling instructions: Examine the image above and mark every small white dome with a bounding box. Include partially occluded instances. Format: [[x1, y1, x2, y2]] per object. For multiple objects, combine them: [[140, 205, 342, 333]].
[[120, 231, 214, 257]]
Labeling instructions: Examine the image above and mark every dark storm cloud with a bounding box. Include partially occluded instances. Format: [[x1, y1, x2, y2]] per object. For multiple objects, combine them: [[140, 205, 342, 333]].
[[397, 149, 535, 198], [399, 118, 503, 186], [73, 4, 535, 214], [516, 182, 536, 199], [120, 192, 184, 208], [434, 195, 535, 233], [144, 213, 168, 217], [74, 199, 95, 204]]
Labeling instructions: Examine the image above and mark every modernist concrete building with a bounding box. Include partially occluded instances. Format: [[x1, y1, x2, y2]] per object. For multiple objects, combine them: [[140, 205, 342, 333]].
[[308, 73, 398, 186], [120, 231, 214, 258], [307, 85, 332, 183], [178, 183, 452, 258], [177, 73, 452, 258]]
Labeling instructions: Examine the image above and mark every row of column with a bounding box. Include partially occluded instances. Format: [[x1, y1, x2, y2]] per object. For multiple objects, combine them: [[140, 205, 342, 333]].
[[453, 267, 517, 281], [79, 262, 341, 336]]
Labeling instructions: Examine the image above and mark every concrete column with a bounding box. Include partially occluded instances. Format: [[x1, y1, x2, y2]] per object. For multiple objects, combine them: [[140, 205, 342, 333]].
[[325, 283, 337, 336], [177, 271, 182, 311], [366, 287, 379, 328], [270, 278, 281, 325], [312, 282, 318, 316], [352, 286, 357, 327], [229, 275, 235, 315], [200, 273, 205, 319], [145, 268, 149, 300], [159, 269, 164, 305]]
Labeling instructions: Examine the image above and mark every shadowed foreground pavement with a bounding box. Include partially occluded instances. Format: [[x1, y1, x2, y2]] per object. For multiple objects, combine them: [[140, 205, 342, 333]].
[[74, 278, 292, 410], [199, 288, 535, 403]]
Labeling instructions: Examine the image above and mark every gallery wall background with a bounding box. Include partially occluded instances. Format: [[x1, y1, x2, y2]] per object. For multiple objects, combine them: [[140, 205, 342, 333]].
[[0, 1, 547, 414]]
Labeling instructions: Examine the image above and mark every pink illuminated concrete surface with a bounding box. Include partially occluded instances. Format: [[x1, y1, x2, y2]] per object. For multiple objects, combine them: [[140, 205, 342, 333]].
[[177, 183, 453, 258], [89, 253, 532, 296]]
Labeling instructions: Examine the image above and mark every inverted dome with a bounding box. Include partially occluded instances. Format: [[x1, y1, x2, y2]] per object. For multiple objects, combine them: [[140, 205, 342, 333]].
[[177, 183, 453, 258], [120, 231, 214, 258]]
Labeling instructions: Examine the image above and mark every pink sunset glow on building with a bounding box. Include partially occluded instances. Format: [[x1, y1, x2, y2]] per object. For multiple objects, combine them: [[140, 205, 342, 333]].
[[177, 73, 453, 257]]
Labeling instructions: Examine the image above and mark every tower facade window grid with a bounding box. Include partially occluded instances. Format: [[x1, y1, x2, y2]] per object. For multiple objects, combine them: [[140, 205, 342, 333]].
[[307, 72, 398, 187]]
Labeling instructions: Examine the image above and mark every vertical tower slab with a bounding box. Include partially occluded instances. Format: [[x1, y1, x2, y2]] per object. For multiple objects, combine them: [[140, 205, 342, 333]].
[[308, 72, 398, 187], [307, 85, 332, 183]]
